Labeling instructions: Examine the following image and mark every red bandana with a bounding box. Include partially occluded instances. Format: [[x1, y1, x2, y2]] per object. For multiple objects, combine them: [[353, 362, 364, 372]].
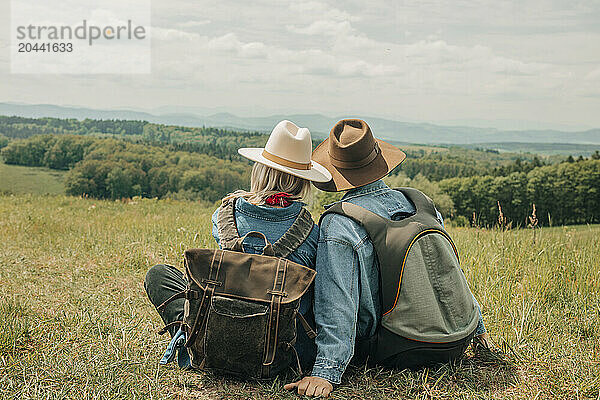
[[265, 192, 292, 207]]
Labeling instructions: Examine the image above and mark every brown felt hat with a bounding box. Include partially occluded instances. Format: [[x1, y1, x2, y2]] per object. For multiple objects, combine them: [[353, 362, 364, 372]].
[[312, 119, 406, 192]]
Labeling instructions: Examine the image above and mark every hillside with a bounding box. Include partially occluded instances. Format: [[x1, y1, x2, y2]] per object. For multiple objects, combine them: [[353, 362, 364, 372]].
[[1, 194, 598, 399], [3, 126, 600, 227], [2, 103, 599, 146]]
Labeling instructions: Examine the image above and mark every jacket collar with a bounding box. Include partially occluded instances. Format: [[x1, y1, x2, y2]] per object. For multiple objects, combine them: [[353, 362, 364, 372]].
[[235, 196, 304, 221], [324, 179, 390, 209], [341, 179, 390, 201]]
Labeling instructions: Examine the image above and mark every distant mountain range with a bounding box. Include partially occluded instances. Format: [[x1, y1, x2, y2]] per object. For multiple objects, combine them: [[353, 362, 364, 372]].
[[1, 102, 599, 145]]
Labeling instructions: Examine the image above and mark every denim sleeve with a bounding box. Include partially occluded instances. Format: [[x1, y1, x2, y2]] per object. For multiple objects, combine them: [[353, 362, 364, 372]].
[[311, 234, 359, 385], [211, 209, 220, 246], [472, 295, 487, 336]]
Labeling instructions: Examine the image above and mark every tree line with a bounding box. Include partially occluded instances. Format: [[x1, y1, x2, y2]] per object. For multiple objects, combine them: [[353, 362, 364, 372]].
[[0, 116, 271, 161], [0, 116, 146, 139], [3, 133, 600, 226], [437, 158, 600, 227], [394, 148, 552, 181], [1, 134, 250, 202], [2, 116, 542, 178], [2, 116, 599, 227]]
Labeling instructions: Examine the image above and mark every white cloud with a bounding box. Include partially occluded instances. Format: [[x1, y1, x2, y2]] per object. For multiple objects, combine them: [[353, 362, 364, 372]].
[[400, 39, 550, 76], [207, 33, 268, 59], [153, 27, 555, 85], [289, 2, 360, 22], [489, 57, 548, 76], [177, 20, 210, 28], [585, 67, 600, 81], [287, 20, 352, 36], [337, 60, 398, 77], [152, 27, 202, 41], [403, 40, 487, 65], [202, 32, 399, 79], [296, 54, 397, 78]]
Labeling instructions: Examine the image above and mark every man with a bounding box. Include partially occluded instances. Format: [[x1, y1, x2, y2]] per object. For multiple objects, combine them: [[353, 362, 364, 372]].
[[285, 119, 491, 397]]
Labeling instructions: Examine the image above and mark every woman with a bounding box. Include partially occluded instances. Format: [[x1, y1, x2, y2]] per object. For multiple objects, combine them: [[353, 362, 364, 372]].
[[144, 120, 332, 369]]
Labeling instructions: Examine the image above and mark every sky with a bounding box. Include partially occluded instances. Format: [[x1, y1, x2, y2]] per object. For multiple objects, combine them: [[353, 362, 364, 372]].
[[1, 0, 599, 130]]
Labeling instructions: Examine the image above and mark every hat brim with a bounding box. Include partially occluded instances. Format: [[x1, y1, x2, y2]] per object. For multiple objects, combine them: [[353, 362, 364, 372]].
[[311, 138, 407, 192], [238, 148, 333, 183]]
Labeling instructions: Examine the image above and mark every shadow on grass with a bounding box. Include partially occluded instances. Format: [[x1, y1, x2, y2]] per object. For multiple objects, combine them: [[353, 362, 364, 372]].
[[338, 347, 520, 399], [172, 347, 519, 399]]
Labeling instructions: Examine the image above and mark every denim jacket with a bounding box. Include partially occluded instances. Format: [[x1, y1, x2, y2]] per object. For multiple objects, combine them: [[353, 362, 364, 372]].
[[311, 180, 486, 384]]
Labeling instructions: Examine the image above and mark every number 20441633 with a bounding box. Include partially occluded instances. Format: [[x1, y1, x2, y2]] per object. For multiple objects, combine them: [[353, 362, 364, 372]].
[[18, 42, 73, 52]]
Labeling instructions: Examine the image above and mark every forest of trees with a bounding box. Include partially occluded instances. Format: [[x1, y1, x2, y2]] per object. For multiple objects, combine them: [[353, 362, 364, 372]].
[[0, 116, 269, 161], [394, 148, 556, 181], [0, 134, 8, 149], [384, 156, 600, 228], [438, 159, 600, 226], [0, 116, 146, 138], [1, 134, 250, 202], [2, 116, 599, 226]]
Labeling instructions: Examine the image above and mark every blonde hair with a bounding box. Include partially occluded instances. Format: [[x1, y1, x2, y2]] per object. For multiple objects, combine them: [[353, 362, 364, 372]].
[[223, 162, 311, 205]]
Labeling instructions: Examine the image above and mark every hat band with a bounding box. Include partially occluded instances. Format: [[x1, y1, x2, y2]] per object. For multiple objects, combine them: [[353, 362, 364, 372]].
[[262, 150, 311, 170], [329, 143, 380, 170]]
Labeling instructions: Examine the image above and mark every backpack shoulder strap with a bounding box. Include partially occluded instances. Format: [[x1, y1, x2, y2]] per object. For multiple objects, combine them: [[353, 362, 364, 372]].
[[394, 187, 438, 218], [272, 207, 315, 258], [319, 201, 388, 239], [216, 197, 240, 249]]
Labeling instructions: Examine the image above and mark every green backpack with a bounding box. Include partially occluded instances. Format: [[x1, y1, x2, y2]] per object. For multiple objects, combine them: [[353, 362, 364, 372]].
[[320, 187, 479, 368]]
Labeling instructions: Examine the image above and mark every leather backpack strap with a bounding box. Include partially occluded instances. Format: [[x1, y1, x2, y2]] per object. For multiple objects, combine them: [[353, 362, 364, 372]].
[[262, 259, 288, 373], [185, 249, 225, 347], [272, 207, 314, 258], [297, 312, 317, 339], [157, 320, 183, 336], [319, 201, 386, 234], [156, 290, 186, 312], [216, 198, 240, 250]]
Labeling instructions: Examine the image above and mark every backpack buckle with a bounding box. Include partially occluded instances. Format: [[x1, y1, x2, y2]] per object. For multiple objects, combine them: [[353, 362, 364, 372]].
[[266, 289, 288, 297], [185, 290, 201, 299], [201, 278, 223, 287]]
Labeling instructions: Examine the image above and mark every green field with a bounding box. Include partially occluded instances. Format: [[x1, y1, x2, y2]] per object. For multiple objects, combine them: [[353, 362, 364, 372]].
[[0, 160, 66, 195], [1, 194, 599, 399]]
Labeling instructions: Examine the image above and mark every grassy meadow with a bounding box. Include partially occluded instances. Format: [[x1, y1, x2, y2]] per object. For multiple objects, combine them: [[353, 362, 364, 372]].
[[0, 160, 65, 195], [0, 194, 599, 399]]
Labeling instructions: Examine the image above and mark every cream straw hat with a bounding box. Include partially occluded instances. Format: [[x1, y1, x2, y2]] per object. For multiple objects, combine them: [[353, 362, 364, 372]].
[[238, 120, 332, 183]]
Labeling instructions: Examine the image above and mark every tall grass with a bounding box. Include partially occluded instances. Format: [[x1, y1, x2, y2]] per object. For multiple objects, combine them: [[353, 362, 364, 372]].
[[0, 194, 598, 399]]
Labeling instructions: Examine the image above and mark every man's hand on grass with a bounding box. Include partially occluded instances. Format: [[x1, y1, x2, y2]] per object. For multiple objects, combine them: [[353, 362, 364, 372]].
[[284, 376, 333, 397]]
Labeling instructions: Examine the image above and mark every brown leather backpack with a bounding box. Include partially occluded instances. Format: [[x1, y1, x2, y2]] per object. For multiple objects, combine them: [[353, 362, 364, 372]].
[[163, 198, 317, 379]]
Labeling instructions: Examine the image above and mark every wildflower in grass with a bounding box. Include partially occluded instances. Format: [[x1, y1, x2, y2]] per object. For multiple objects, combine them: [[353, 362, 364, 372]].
[[528, 203, 539, 244], [471, 211, 479, 228], [528, 204, 538, 229], [497, 201, 507, 229]]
